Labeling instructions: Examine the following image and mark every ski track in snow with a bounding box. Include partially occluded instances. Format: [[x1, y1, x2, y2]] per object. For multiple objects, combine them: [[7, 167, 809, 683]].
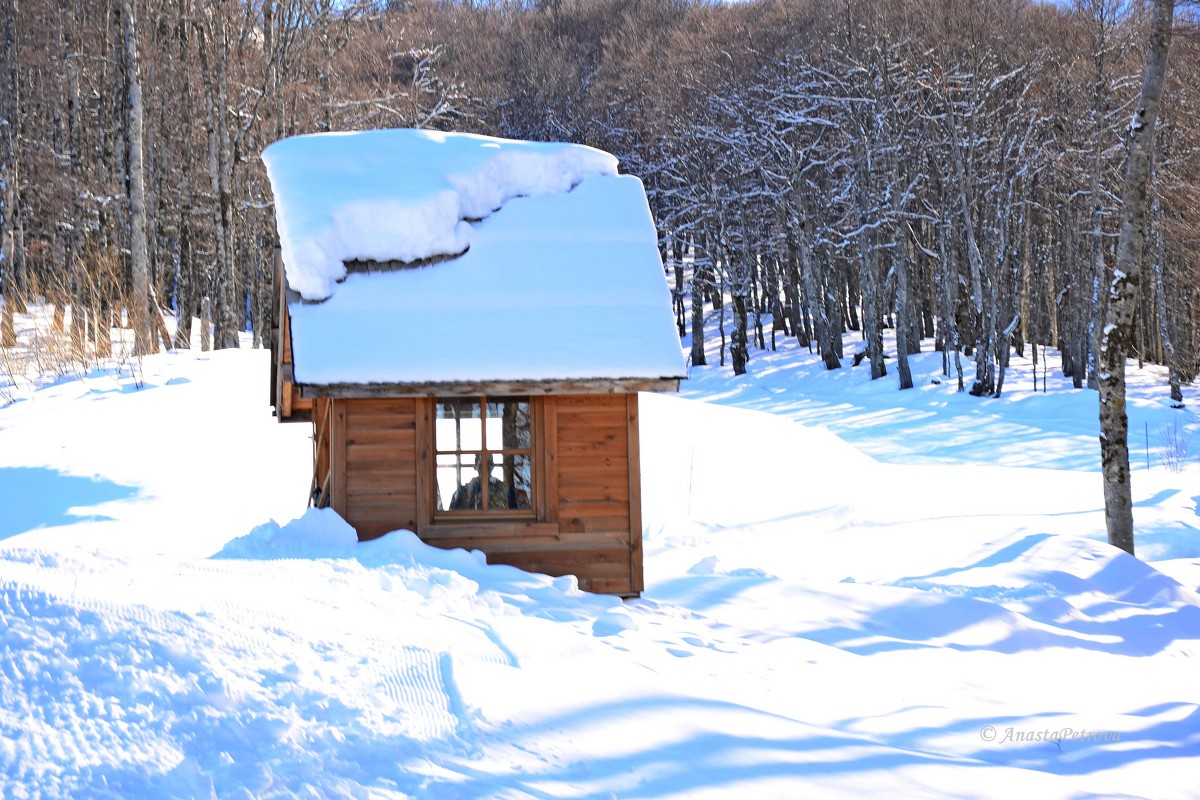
[[0, 545, 522, 798]]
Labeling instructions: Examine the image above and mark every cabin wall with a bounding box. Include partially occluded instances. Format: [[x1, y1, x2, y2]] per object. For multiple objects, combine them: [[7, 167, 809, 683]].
[[333, 398, 421, 539], [323, 393, 644, 595], [547, 393, 642, 595]]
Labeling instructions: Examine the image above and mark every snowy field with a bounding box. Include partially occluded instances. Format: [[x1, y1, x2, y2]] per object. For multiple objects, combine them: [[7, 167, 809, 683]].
[[1, 324, 1199, 799]]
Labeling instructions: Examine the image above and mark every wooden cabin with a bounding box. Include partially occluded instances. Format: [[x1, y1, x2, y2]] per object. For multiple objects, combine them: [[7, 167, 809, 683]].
[[263, 129, 686, 596]]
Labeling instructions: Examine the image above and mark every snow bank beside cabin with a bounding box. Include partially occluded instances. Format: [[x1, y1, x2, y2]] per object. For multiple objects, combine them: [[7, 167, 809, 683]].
[[215, 508, 623, 621], [262, 129, 619, 301]]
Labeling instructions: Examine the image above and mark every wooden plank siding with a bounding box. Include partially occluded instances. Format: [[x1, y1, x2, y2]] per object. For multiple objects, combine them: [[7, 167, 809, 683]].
[[322, 393, 645, 596], [543, 393, 640, 594], [338, 398, 421, 539]]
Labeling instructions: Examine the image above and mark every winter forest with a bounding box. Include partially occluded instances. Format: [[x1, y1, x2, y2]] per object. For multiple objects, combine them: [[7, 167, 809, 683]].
[[0, 0, 1198, 398]]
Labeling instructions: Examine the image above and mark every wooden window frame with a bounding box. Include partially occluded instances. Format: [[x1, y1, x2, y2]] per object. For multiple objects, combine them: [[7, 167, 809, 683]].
[[430, 394, 539, 522]]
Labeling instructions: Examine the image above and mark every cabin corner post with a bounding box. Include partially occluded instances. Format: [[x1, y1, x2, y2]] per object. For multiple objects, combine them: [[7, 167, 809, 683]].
[[270, 247, 284, 417], [626, 392, 644, 596]]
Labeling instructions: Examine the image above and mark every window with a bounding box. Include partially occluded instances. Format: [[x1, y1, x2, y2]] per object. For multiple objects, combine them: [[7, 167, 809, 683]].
[[434, 396, 534, 515]]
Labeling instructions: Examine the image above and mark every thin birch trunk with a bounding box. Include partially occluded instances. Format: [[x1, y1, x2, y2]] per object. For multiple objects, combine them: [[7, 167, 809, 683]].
[[1098, 0, 1175, 556]]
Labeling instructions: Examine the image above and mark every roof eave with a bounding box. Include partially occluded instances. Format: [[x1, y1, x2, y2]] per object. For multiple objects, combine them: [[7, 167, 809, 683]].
[[298, 376, 683, 399]]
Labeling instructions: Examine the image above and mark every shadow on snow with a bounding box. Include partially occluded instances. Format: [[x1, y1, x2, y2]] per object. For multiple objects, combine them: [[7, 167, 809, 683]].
[[0, 466, 139, 540]]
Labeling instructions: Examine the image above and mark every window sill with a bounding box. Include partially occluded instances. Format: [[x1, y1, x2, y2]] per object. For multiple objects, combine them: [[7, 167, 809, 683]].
[[421, 519, 560, 539]]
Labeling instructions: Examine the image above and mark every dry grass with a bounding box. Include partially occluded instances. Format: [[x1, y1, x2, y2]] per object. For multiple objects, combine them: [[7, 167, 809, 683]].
[[0, 298, 151, 404], [1158, 419, 1194, 473], [0, 247, 216, 403]]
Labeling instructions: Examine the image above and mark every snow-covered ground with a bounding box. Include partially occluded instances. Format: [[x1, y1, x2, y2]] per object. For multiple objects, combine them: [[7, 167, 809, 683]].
[[2, 326, 1198, 799]]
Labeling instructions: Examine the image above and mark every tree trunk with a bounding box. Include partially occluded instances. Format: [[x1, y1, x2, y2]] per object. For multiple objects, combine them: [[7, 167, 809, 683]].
[[937, 216, 964, 391], [1098, 0, 1175, 557], [945, 94, 995, 396], [717, 267, 726, 367], [852, 146, 885, 380], [731, 291, 748, 376], [122, 0, 152, 356], [96, 300, 112, 358], [843, 260, 860, 332], [200, 295, 212, 351], [197, 11, 239, 350], [671, 238, 685, 337], [71, 271, 87, 360], [0, 0, 18, 347], [173, 202, 193, 350], [784, 252, 805, 347], [689, 259, 706, 367], [795, 227, 825, 355], [1086, 195, 1104, 391], [0, 301, 12, 347], [1150, 190, 1182, 406], [860, 246, 886, 380], [750, 257, 765, 351], [172, 2, 196, 351], [894, 229, 914, 390], [823, 269, 843, 370]]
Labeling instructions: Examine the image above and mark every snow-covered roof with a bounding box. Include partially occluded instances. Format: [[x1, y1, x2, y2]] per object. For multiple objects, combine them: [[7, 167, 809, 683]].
[[262, 129, 686, 388]]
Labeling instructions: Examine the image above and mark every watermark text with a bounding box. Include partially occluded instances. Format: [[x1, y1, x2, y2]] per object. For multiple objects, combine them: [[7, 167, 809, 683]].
[[979, 725, 1121, 745]]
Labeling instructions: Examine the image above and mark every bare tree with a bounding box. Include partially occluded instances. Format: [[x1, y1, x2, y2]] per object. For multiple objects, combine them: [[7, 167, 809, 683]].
[[1, 0, 19, 347], [121, 0, 152, 355], [3, 0, 1200, 419], [1098, 0, 1176, 556]]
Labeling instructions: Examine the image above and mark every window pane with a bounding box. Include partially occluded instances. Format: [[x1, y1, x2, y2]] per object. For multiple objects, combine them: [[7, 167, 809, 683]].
[[438, 453, 533, 511], [490, 397, 532, 450], [438, 453, 483, 511], [436, 399, 482, 452], [490, 453, 533, 510]]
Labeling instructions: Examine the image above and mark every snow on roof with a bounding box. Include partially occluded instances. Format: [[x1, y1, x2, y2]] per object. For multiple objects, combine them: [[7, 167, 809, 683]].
[[263, 129, 686, 387]]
